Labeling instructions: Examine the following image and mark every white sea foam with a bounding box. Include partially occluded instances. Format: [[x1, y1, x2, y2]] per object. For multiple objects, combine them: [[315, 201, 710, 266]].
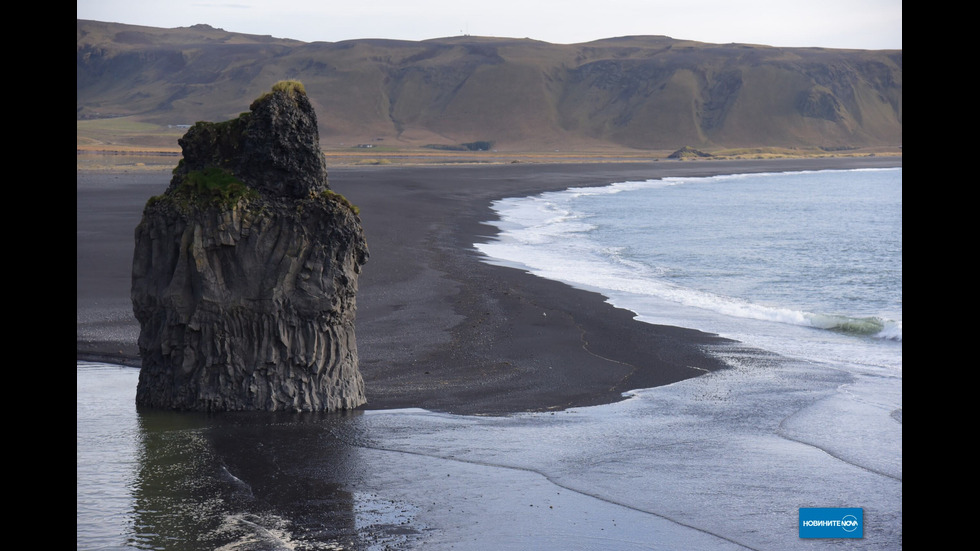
[[476, 168, 903, 370]]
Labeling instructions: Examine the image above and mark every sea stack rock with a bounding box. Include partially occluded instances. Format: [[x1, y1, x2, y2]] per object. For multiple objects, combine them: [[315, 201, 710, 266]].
[[131, 81, 369, 412]]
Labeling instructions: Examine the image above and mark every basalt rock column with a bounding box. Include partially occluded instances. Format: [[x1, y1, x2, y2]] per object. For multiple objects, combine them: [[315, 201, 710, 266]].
[[132, 82, 369, 411]]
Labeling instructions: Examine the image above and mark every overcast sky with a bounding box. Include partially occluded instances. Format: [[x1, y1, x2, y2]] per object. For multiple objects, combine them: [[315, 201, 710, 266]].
[[77, 0, 902, 50]]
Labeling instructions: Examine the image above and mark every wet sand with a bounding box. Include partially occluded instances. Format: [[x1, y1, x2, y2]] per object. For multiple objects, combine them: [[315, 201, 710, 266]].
[[76, 156, 901, 415]]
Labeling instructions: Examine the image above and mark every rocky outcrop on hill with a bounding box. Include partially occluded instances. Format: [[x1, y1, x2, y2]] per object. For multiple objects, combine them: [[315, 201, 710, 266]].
[[668, 146, 713, 159], [131, 81, 369, 412]]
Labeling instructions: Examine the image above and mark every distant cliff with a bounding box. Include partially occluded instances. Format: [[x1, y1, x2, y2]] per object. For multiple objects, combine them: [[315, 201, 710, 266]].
[[131, 81, 369, 412], [77, 20, 901, 152]]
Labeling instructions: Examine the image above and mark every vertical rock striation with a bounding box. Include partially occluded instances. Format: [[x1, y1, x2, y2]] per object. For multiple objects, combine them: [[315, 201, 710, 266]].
[[132, 82, 369, 411]]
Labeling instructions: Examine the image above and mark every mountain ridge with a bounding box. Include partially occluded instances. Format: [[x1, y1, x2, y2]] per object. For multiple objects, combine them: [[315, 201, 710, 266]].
[[77, 19, 902, 153]]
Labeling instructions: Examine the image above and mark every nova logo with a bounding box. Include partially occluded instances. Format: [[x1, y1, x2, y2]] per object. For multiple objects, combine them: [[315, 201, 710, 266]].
[[799, 508, 863, 539]]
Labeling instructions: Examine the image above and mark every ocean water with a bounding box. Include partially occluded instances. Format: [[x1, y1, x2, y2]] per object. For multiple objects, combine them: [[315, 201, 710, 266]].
[[77, 167, 901, 550], [475, 167, 902, 374]]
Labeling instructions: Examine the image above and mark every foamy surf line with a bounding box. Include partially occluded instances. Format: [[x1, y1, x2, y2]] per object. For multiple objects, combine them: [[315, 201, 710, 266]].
[[475, 171, 902, 343]]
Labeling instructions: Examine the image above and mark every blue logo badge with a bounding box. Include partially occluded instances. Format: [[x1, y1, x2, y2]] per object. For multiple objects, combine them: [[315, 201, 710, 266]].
[[799, 507, 863, 538]]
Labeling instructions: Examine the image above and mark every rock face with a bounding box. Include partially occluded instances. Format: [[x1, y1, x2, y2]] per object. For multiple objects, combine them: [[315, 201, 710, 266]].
[[132, 82, 369, 412]]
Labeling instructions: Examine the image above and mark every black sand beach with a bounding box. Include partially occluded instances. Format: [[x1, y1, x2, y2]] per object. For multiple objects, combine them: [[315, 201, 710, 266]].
[[77, 157, 902, 415]]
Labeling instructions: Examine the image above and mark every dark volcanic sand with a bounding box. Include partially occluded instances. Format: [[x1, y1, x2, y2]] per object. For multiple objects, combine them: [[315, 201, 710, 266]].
[[77, 157, 901, 415]]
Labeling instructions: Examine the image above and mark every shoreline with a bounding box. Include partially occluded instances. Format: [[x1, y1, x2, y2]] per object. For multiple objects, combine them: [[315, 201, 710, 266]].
[[77, 156, 901, 415]]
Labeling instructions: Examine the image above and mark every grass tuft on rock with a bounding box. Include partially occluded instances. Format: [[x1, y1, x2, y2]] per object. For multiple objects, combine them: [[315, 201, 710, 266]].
[[320, 189, 360, 216], [251, 80, 307, 110], [149, 167, 258, 210]]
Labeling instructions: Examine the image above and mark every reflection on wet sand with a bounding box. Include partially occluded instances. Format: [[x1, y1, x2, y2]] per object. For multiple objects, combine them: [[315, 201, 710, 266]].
[[130, 409, 363, 550]]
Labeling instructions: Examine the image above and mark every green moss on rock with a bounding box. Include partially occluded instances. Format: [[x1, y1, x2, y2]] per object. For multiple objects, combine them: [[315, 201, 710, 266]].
[[148, 167, 258, 211], [320, 189, 360, 216]]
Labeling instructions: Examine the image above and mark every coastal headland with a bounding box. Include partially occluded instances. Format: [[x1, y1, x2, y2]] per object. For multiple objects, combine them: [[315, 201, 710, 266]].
[[77, 156, 902, 415]]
